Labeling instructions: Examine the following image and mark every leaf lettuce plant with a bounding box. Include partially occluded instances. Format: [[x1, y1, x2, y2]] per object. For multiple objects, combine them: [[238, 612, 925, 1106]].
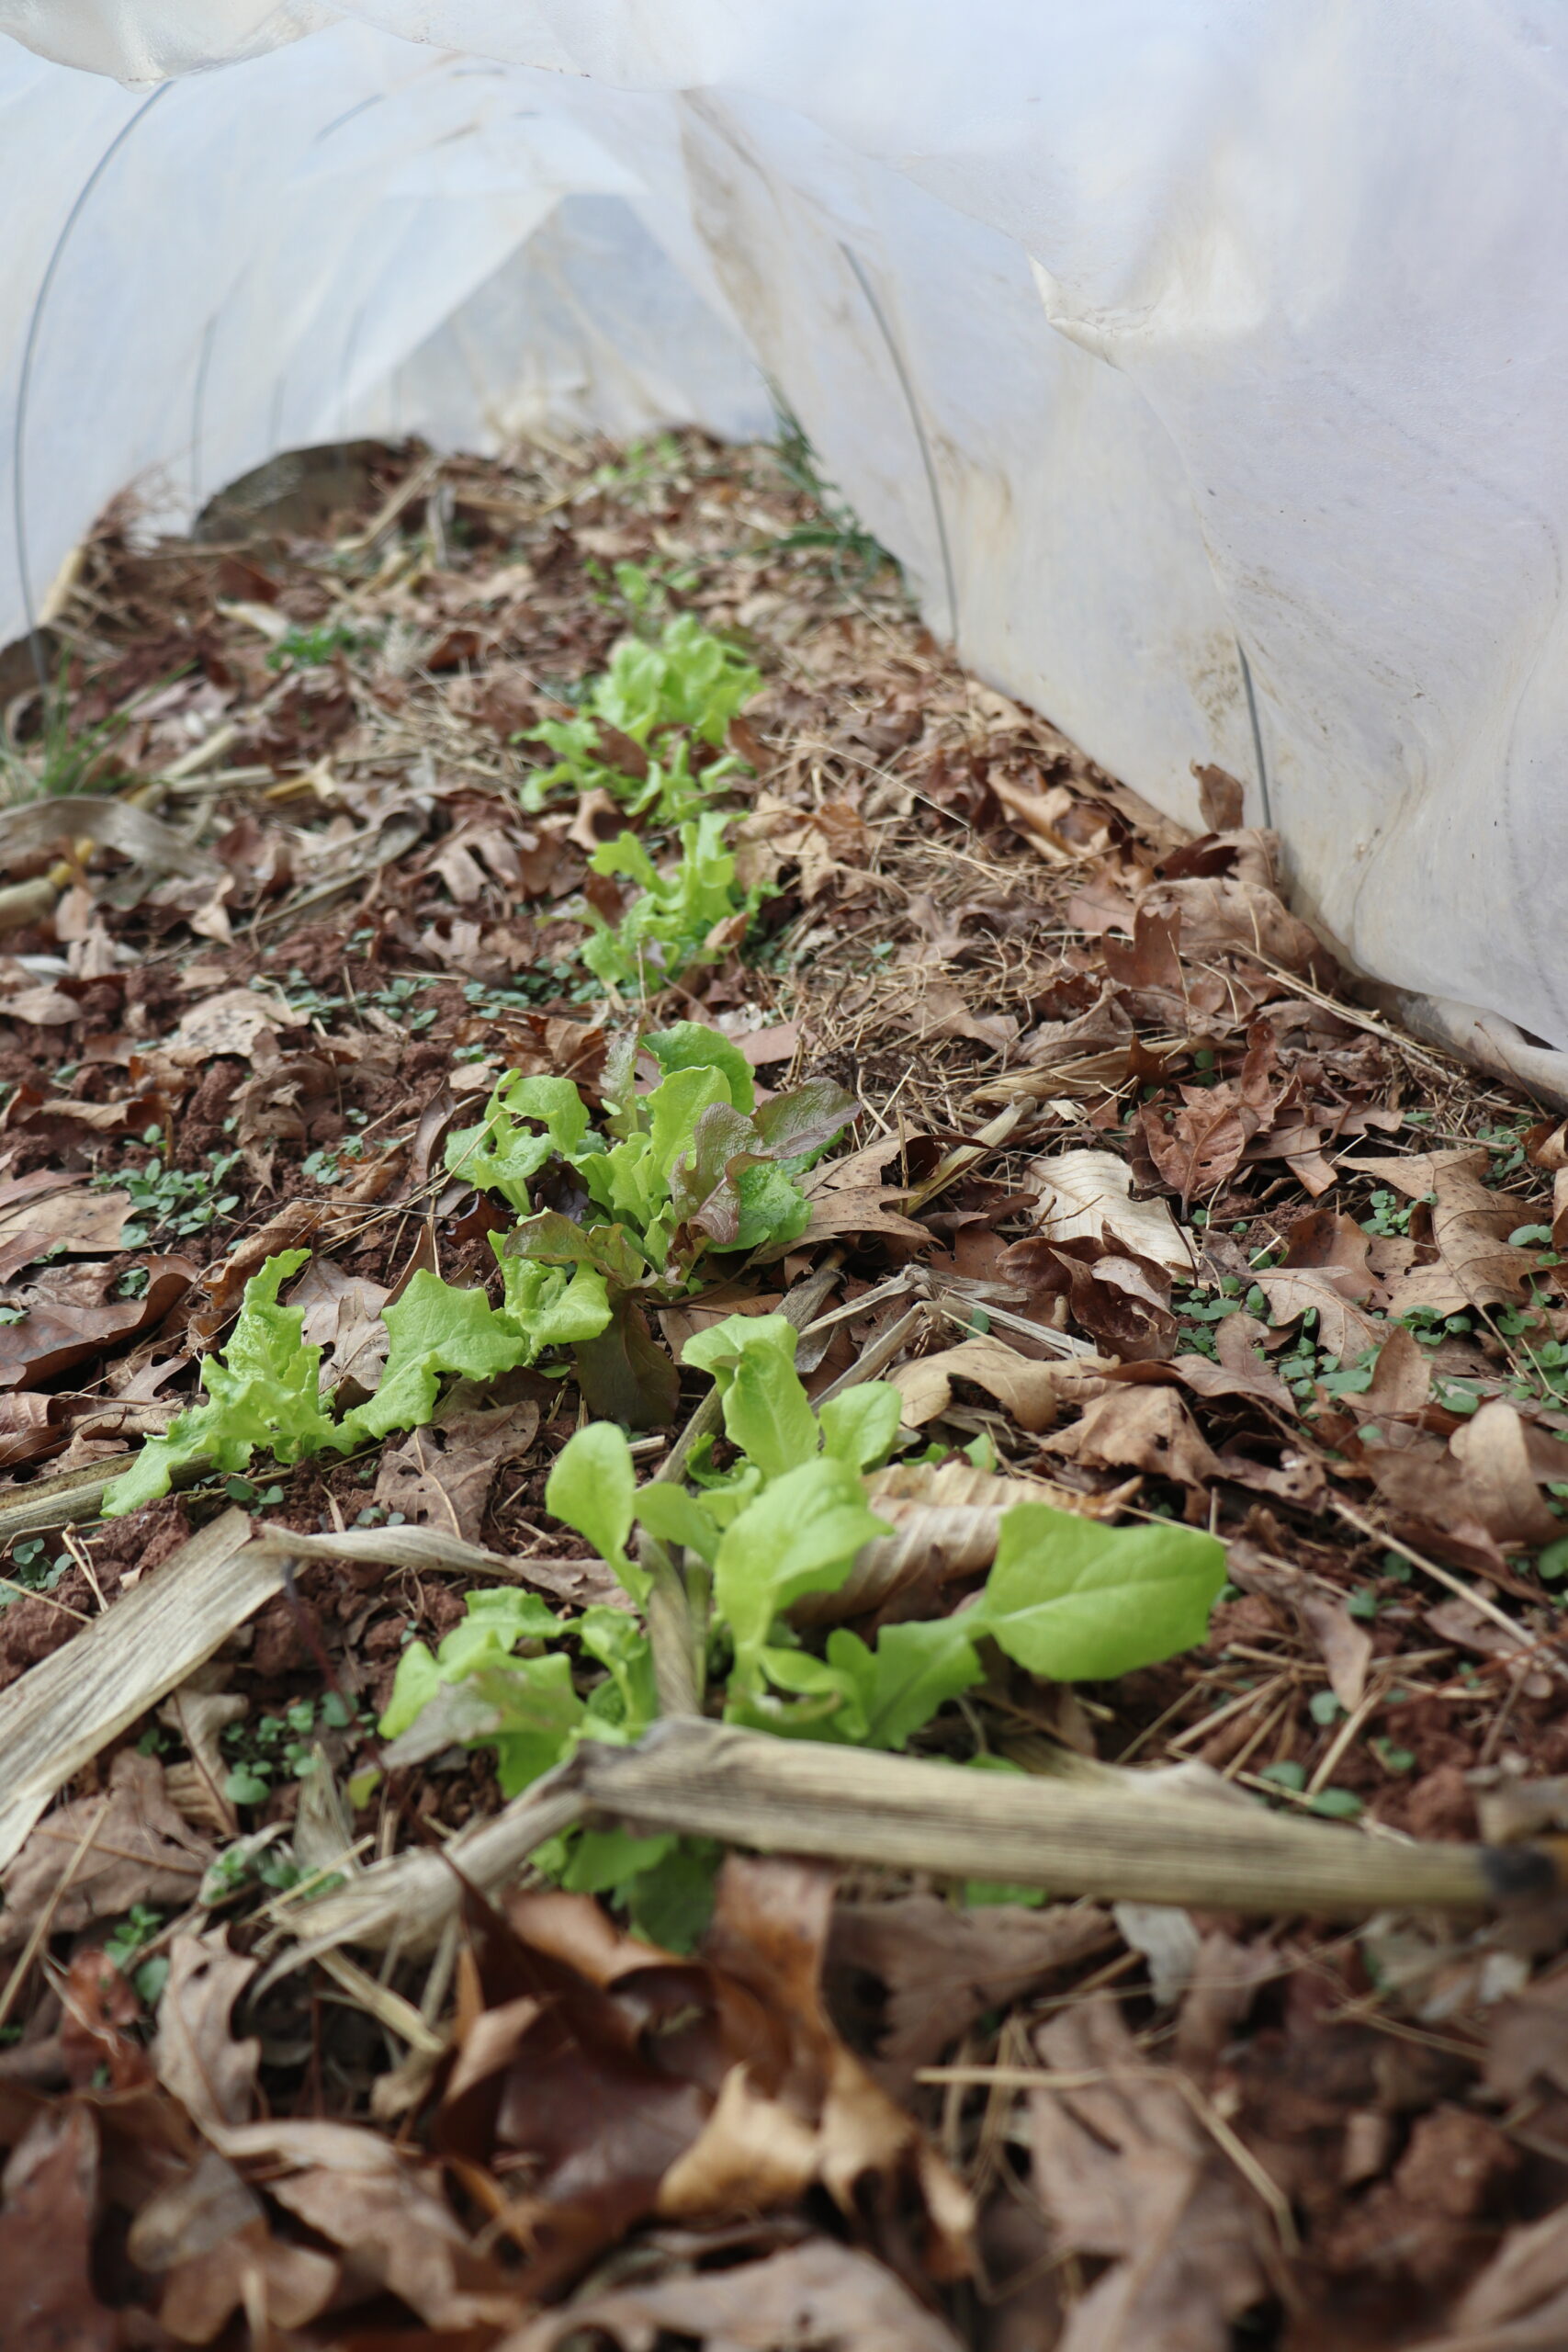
[[377, 1314, 1225, 1941], [579, 809, 771, 989], [520, 614, 760, 825], [102, 1023, 853, 1510]]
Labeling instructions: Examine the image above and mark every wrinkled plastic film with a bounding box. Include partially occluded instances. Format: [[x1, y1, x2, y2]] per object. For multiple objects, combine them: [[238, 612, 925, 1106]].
[[2, 3, 1565, 1060]]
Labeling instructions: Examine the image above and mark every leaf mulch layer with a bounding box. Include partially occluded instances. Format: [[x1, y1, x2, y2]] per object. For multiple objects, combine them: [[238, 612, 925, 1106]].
[[1, 431, 1567, 2348]]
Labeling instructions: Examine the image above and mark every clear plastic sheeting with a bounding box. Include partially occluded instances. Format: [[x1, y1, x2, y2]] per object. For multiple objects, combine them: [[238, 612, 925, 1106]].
[[4, 5, 1567, 1071]]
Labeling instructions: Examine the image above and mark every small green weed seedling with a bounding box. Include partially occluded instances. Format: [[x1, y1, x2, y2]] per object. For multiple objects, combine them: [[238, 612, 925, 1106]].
[[580, 810, 772, 989], [104, 1904, 169, 2006], [93, 1133, 243, 1247], [461, 967, 603, 1017], [200, 1838, 305, 1905], [220, 1690, 367, 1808], [1, 1536, 73, 1607], [378, 1315, 1225, 1945], [766, 407, 899, 585], [589, 557, 702, 621], [0, 657, 151, 806], [265, 620, 360, 673], [520, 612, 760, 825], [102, 1023, 853, 1510], [591, 435, 684, 499], [1361, 1188, 1420, 1238]]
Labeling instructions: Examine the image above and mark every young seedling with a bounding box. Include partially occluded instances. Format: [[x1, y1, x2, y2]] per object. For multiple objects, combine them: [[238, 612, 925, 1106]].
[[378, 1316, 1225, 1945], [578, 811, 773, 989], [102, 1023, 854, 1509], [520, 611, 760, 825]]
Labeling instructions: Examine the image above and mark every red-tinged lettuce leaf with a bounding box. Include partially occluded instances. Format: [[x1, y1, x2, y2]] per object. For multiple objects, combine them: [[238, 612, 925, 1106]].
[[751, 1077, 856, 1170]]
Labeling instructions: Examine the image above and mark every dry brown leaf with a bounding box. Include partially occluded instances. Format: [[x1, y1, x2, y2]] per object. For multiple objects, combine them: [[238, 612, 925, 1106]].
[[202, 2114, 410, 2172], [0, 1392, 63, 1467], [1043, 1383, 1222, 1487], [126, 2145, 262, 2279], [1194, 765, 1246, 830], [57, 1952, 147, 2097], [908, 983, 1019, 1053], [1367, 1403, 1562, 1553], [1359, 1442, 1513, 1569], [1359, 1321, 1432, 1418], [152, 1933, 260, 2140], [1350, 1148, 1543, 1314], [1135, 1023, 1283, 1211], [566, 786, 622, 852], [993, 770, 1082, 862], [1350, 1147, 1517, 1216], [1107, 1340, 1292, 1416], [441, 1861, 973, 2297], [0, 1255, 194, 1390], [889, 1337, 1110, 1432], [1212, 1444, 1329, 1512], [1138, 866, 1331, 978], [799, 1185, 931, 1246], [796, 1459, 1106, 1627], [505, 2238, 965, 2352], [267, 2164, 518, 2330], [1139, 1092, 1253, 1207], [1030, 1148, 1196, 1274], [1383, 1248, 1543, 1318], [735, 1017, 801, 1067], [1226, 1544, 1372, 1710], [865, 1457, 1076, 1513], [805, 1131, 912, 1193], [692, 1858, 974, 2272], [1255, 1266, 1385, 1363], [1030, 1996, 1274, 2352], [0, 1751, 213, 1958], [162, 986, 292, 1066], [1102, 901, 1246, 1024], [1276, 1207, 1380, 1296], [158, 1683, 247, 1838], [1447, 1401, 1564, 1547], [0, 984, 85, 1028], [1483, 1967, 1568, 2105], [375, 1399, 540, 1545], [292, 1256, 389, 1390], [827, 1894, 1115, 2083], [1422, 1596, 1552, 1694], [189, 1203, 353, 1341], [11, 1092, 169, 1137], [160, 2219, 340, 2343], [0, 1177, 132, 1283], [735, 793, 875, 902], [1416, 2203, 1568, 2349], [0, 2101, 119, 2350], [1003, 1232, 1179, 1361], [655, 2064, 825, 2220], [1173, 1928, 1278, 2078]]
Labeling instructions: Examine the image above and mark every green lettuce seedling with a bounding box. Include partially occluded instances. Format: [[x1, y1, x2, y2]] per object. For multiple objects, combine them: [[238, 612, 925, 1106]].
[[103, 1025, 854, 1511], [521, 614, 761, 824], [580, 809, 771, 989], [378, 1314, 1225, 1942], [100, 1250, 336, 1518], [450, 1019, 852, 1286], [98, 1250, 605, 1517]]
